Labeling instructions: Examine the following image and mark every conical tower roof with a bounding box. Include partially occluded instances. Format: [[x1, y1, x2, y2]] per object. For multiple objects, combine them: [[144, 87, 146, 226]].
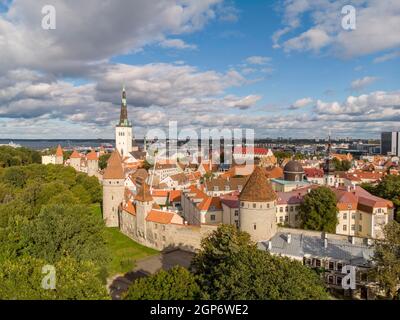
[[70, 149, 81, 159], [86, 149, 98, 161], [56, 144, 63, 157], [239, 166, 276, 202], [135, 183, 153, 202], [103, 150, 124, 179]]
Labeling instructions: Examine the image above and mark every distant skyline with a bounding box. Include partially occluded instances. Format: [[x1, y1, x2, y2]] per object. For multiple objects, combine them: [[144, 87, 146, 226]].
[[0, 0, 400, 139]]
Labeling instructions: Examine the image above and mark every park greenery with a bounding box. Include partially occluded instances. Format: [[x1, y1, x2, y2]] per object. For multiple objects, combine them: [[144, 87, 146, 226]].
[[362, 175, 400, 222], [124, 266, 200, 300], [332, 158, 352, 171], [0, 146, 41, 168], [124, 225, 330, 300], [299, 186, 338, 233], [372, 221, 400, 299], [0, 163, 109, 299]]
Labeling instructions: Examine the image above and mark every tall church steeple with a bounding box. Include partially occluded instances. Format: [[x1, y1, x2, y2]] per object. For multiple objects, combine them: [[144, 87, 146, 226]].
[[115, 86, 133, 157], [119, 86, 130, 127]]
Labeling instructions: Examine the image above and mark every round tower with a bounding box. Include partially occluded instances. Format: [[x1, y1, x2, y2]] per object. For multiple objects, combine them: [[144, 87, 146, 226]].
[[86, 149, 99, 177], [102, 150, 125, 227], [239, 166, 277, 242], [134, 183, 154, 240]]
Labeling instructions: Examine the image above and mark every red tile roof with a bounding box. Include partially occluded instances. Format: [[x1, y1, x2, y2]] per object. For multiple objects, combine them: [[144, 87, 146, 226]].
[[103, 150, 124, 179], [233, 147, 271, 155], [70, 150, 81, 159], [86, 149, 98, 161], [146, 210, 175, 224], [56, 145, 63, 157]]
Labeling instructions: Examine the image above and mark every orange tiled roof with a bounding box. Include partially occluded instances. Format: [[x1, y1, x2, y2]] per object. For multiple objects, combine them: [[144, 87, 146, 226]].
[[103, 150, 124, 179], [169, 190, 182, 203], [56, 144, 63, 157], [239, 166, 276, 202], [152, 190, 169, 197], [86, 149, 98, 161], [146, 210, 174, 224], [124, 201, 136, 216], [70, 150, 81, 159], [198, 196, 222, 211], [135, 183, 153, 202]]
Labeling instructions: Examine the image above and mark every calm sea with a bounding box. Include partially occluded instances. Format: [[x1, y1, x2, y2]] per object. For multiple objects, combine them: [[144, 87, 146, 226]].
[[0, 139, 120, 150]]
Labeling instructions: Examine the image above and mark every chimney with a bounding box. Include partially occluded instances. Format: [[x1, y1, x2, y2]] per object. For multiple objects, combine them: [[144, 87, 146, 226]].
[[347, 185, 351, 192], [324, 237, 328, 248], [287, 233, 292, 244]]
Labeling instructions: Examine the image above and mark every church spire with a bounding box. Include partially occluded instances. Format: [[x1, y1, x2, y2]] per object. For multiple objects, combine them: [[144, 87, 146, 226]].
[[119, 86, 130, 126]]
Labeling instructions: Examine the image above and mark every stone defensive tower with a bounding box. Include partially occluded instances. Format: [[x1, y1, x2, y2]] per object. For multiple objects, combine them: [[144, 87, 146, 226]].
[[102, 150, 125, 227], [239, 166, 278, 242]]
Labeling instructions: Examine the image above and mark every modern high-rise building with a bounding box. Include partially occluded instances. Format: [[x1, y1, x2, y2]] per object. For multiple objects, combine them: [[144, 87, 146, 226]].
[[381, 132, 400, 156]]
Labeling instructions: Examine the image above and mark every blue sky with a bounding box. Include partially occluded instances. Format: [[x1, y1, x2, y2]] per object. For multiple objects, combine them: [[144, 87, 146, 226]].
[[0, 0, 399, 139]]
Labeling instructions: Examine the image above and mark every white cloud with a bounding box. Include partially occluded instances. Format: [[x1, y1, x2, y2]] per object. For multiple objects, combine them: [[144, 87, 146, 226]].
[[283, 28, 331, 52], [160, 38, 197, 50], [274, 0, 400, 58], [350, 76, 378, 91], [0, 0, 222, 75], [291, 97, 313, 109], [374, 51, 400, 63], [245, 56, 271, 65]]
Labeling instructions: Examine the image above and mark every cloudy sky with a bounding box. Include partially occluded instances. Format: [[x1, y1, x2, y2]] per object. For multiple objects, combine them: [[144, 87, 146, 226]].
[[0, 0, 399, 139]]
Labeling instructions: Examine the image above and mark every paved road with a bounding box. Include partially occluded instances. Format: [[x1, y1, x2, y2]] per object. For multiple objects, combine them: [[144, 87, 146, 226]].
[[108, 249, 195, 300]]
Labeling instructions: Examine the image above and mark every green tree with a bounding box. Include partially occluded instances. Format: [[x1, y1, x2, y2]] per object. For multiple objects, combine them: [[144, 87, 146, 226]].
[[124, 266, 200, 300], [191, 225, 329, 300], [23, 204, 109, 266], [99, 153, 111, 170], [0, 256, 109, 300], [332, 158, 351, 171], [364, 175, 400, 222], [299, 187, 338, 233], [1, 166, 27, 188], [372, 221, 400, 299]]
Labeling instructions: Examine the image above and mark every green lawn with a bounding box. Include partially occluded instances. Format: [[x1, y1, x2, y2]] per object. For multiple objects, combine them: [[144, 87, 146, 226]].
[[91, 204, 159, 276]]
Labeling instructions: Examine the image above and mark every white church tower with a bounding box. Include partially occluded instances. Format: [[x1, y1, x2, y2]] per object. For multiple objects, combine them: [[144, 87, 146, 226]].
[[115, 87, 133, 157]]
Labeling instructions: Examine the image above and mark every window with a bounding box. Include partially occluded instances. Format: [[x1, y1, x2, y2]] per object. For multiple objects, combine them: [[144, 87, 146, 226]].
[[285, 216, 288, 222], [337, 263, 343, 271], [329, 261, 335, 270], [253, 224, 256, 230], [210, 214, 216, 221], [154, 224, 158, 229], [328, 275, 334, 284], [343, 225, 347, 231], [352, 213, 356, 220], [343, 213, 347, 219], [285, 206, 288, 212], [241, 202, 244, 207], [253, 203, 256, 208], [359, 213, 362, 220], [336, 277, 343, 285], [280, 207, 283, 213], [351, 224, 355, 231], [162, 236, 166, 241], [315, 259, 321, 267], [290, 206, 294, 212], [359, 225, 362, 232], [154, 233, 158, 239], [162, 225, 166, 231], [267, 203, 270, 209], [279, 216, 283, 223], [225, 186, 230, 191], [234, 210, 239, 216], [214, 186, 219, 191]]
